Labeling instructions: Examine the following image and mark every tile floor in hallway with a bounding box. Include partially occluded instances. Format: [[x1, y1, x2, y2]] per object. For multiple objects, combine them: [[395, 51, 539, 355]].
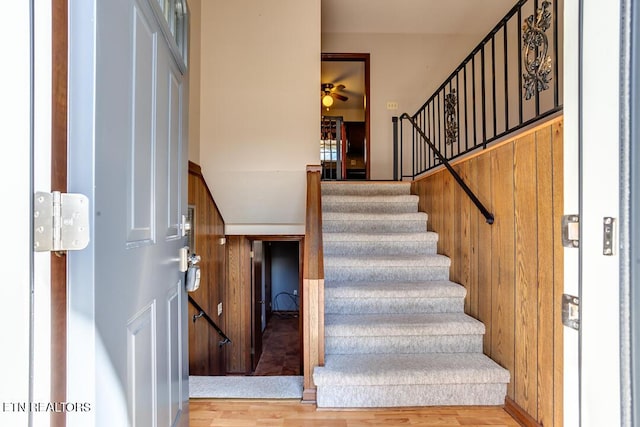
[[253, 313, 301, 376]]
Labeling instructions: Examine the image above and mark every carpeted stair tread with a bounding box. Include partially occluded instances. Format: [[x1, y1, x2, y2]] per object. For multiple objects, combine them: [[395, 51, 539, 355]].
[[323, 232, 437, 243], [322, 182, 411, 196], [324, 254, 451, 267], [325, 313, 485, 336], [323, 232, 438, 256], [323, 212, 428, 233], [317, 181, 508, 408], [314, 353, 510, 386], [324, 280, 466, 298], [324, 281, 466, 314], [323, 194, 419, 203], [323, 195, 419, 214], [323, 212, 427, 222]]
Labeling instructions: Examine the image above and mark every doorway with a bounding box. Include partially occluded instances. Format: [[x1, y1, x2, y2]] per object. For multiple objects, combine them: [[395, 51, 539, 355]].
[[250, 239, 302, 376], [321, 53, 370, 180]]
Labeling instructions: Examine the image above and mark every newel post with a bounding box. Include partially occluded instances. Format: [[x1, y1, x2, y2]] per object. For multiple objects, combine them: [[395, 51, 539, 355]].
[[302, 165, 324, 402]]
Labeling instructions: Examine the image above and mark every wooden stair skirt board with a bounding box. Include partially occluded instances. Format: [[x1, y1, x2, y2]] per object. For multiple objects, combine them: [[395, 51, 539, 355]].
[[313, 181, 510, 408]]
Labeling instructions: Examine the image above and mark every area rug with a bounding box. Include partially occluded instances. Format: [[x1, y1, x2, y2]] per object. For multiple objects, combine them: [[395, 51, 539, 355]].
[[189, 375, 303, 399]]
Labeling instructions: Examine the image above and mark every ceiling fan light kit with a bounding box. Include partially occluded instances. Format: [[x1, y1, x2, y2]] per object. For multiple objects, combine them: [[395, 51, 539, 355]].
[[321, 82, 348, 108]]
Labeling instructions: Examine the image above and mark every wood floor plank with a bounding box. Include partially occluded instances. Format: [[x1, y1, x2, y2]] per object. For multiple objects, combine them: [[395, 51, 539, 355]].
[[189, 399, 521, 427]]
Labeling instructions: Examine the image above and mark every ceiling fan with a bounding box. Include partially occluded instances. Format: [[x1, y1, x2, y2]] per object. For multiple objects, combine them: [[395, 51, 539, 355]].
[[321, 83, 348, 107]]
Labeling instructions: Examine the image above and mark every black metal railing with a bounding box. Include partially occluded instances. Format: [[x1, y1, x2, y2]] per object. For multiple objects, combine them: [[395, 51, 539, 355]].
[[188, 295, 231, 347], [394, 0, 562, 180], [321, 116, 343, 180], [400, 113, 494, 224]]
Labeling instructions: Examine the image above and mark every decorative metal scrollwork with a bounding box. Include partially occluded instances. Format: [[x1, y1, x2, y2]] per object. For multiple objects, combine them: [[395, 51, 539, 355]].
[[522, 1, 553, 100], [444, 90, 458, 145]]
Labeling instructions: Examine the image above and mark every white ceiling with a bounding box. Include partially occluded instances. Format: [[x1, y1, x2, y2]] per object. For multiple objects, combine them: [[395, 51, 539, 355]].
[[322, 0, 517, 35], [320, 0, 517, 112]]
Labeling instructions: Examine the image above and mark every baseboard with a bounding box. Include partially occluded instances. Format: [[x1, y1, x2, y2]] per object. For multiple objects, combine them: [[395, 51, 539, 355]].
[[302, 387, 316, 404], [504, 397, 542, 427]]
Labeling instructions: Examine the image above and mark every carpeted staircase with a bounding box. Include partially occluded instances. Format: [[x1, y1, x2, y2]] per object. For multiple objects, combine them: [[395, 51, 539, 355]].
[[313, 181, 510, 408]]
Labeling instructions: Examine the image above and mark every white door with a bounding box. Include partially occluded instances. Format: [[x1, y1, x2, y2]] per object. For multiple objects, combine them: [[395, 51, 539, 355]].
[[0, 2, 33, 426], [67, 0, 189, 426], [562, 1, 580, 425], [579, 2, 622, 426], [565, 0, 624, 425]]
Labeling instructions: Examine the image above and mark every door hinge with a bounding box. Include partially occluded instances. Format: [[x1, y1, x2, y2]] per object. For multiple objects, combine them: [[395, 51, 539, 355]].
[[562, 294, 580, 330], [34, 191, 90, 252], [562, 214, 579, 248], [603, 217, 616, 256], [250, 347, 255, 355], [250, 250, 254, 259]]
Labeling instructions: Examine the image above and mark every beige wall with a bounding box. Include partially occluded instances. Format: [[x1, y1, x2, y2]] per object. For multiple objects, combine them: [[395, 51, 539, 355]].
[[187, 0, 201, 164], [322, 33, 479, 180], [198, 0, 320, 234]]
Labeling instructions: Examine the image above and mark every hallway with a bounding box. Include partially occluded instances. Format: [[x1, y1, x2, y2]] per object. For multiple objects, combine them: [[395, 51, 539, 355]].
[[254, 314, 301, 376]]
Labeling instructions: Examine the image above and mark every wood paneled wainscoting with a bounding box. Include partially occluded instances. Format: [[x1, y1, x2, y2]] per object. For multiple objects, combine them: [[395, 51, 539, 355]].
[[224, 236, 253, 374], [412, 117, 564, 427], [188, 162, 227, 375]]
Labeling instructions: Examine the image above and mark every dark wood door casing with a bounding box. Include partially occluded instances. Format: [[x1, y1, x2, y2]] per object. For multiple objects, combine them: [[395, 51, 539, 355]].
[[52, 1, 68, 425], [321, 53, 371, 180]]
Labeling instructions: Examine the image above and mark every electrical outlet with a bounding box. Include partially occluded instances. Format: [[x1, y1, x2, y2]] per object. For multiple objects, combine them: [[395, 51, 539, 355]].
[[293, 290, 298, 296], [386, 101, 398, 110], [217, 302, 223, 316]]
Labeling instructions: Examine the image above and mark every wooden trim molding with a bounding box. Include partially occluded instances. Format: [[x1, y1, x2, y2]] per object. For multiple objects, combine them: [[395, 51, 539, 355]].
[[189, 160, 202, 176], [51, 1, 68, 425], [505, 397, 543, 427], [302, 166, 325, 402]]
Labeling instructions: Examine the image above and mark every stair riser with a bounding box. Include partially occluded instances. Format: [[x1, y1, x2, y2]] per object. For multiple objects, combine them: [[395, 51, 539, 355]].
[[324, 240, 437, 256], [325, 266, 450, 282], [324, 297, 463, 315], [323, 202, 418, 214], [323, 220, 426, 233], [316, 383, 507, 408], [325, 335, 483, 355]]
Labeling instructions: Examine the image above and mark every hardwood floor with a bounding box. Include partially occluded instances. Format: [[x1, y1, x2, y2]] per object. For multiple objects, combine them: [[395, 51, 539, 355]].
[[254, 314, 300, 376], [189, 399, 521, 426]]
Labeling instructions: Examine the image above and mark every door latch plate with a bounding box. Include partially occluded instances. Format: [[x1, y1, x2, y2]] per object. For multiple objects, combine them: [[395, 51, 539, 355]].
[[562, 214, 580, 248], [603, 217, 616, 256], [562, 294, 580, 330]]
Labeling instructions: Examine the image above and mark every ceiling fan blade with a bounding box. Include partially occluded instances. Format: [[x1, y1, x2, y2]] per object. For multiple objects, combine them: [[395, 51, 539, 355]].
[[332, 93, 348, 102], [333, 84, 346, 92]]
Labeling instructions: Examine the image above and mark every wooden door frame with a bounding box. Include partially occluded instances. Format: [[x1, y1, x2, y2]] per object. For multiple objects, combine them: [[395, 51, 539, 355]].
[[51, 1, 68, 426], [246, 236, 304, 374], [321, 53, 371, 180], [250, 240, 264, 371]]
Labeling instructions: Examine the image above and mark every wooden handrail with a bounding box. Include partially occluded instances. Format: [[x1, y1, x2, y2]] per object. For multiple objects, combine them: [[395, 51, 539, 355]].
[[302, 165, 324, 402]]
